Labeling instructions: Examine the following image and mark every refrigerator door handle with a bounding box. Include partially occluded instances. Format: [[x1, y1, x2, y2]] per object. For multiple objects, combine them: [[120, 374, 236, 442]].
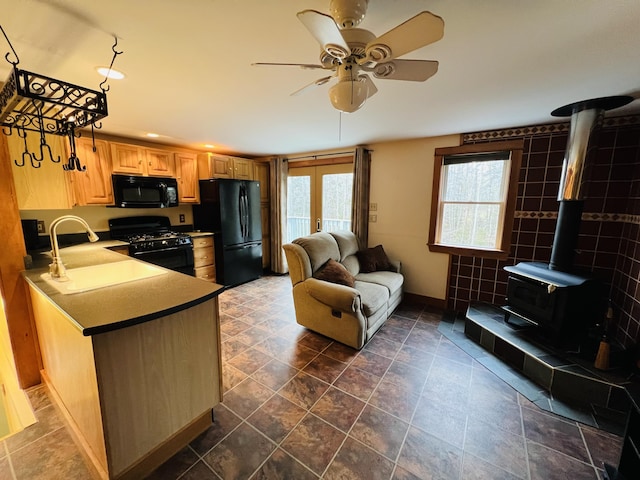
[[243, 188, 249, 239], [241, 187, 248, 239], [238, 185, 246, 239]]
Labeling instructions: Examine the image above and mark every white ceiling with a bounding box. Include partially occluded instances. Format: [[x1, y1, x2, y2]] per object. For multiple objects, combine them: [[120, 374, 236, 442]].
[[1, 0, 639, 157]]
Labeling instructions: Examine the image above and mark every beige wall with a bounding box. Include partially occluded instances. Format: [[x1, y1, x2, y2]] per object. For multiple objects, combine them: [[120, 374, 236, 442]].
[[19, 205, 193, 235], [367, 135, 461, 300]]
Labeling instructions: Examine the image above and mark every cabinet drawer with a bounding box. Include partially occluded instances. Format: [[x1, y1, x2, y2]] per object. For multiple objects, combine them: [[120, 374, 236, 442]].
[[193, 248, 214, 267], [195, 265, 216, 282], [193, 236, 213, 249]]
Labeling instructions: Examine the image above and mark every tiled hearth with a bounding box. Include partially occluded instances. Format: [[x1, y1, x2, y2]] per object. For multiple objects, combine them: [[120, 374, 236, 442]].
[[438, 302, 637, 436]]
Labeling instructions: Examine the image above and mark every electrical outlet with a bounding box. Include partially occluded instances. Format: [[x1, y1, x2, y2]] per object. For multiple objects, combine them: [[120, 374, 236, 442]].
[[369, 214, 377, 223], [37, 220, 45, 234], [369, 203, 377, 211], [179, 214, 185, 223]]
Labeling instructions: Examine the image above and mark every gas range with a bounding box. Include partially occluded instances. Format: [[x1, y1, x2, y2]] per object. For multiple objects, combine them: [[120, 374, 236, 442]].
[[126, 232, 193, 253], [108, 216, 195, 275]]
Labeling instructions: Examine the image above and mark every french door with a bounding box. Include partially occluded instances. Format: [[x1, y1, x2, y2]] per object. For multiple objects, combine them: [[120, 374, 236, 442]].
[[286, 163, 353, 243]]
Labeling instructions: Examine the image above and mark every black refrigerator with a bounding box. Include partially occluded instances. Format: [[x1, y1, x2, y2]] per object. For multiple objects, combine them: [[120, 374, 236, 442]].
[[193, 179, 262, 286]]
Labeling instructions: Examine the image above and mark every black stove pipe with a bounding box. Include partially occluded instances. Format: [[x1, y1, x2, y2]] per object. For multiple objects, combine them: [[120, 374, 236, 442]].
[[549, 95, 633, 272], [549, 200, 583, 271]]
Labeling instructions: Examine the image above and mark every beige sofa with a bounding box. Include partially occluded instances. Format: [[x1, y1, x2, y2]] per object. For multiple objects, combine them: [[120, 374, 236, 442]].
[[283, 231, 404, 349]]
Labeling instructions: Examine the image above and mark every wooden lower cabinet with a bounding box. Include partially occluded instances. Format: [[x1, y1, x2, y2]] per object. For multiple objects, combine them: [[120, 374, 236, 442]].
[[193, 235, 216, 282], [29, 286, 221, 480]]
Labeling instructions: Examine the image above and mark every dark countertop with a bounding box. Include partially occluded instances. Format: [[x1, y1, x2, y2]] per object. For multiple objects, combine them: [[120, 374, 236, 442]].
[[22, 241, 225, 337]]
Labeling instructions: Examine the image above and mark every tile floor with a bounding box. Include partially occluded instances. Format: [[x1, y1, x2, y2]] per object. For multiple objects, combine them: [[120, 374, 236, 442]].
[[0, 275, 625, 479]]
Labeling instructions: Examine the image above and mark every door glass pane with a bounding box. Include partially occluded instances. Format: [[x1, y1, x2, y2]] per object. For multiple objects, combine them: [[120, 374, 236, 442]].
[[286, 175, 311, 242], [321, 173, 353, 232]]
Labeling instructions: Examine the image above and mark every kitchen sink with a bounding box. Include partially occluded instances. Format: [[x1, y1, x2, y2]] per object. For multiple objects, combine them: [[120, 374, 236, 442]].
[[40, 259, 169, 294]]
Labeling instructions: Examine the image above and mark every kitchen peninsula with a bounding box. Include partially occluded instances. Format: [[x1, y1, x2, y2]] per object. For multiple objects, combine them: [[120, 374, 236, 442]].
[[22, 242, 224, 480]]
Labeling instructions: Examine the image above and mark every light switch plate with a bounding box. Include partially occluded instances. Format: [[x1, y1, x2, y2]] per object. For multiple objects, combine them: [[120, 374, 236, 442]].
[[37, 220, 45, 233], [369, 203, 377, 211]]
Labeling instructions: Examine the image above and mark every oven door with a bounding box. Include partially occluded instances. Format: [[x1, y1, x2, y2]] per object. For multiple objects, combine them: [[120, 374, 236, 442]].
[[131, 246, 194, 276]]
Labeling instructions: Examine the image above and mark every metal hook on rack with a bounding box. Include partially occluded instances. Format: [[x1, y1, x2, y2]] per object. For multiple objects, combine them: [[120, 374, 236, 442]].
[[0, 24, 20, 65], [13, 127, 34, 168], [90, 124, 98, 152], [99, 36, 123, 93], [62, 125, 86, 172]]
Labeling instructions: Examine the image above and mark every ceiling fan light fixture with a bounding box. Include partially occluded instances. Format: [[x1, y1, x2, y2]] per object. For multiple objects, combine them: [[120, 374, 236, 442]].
[[329, 77, 369, 113]]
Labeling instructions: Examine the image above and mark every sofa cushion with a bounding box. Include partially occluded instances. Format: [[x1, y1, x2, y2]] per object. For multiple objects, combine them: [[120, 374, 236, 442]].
[[293, 232, 340, 273], [314, 259, 356, 288], [330, 231, 360, 261], [354, 280, 389, 316], [357, 245, 392, 273], [356, 271, 404, 295]]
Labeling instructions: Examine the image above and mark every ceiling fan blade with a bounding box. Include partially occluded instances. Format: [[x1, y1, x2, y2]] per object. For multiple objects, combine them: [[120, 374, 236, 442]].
[[252, 62, 327, 70], [291, 75, 335, 97], [364, 11, 444, 63], [370, 59, 439, 81], [297, 10, 351, 59], [360, 74, 378, 100]]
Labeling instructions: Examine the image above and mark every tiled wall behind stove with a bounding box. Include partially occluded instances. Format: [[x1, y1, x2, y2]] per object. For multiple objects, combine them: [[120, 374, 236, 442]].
[[448, 116, 640, 348]]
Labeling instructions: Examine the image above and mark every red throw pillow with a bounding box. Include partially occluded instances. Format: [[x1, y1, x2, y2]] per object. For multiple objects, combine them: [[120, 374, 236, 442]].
[[313, 259, 356, 287]]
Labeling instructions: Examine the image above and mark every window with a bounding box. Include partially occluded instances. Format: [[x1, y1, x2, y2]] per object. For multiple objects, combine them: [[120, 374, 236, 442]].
[[428, 140, 523, 258]]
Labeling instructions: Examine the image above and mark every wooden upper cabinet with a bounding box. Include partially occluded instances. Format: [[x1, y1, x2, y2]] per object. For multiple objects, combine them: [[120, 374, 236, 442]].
[[175, 152, 199, 203], [231, 157, 252, 180], [198, 153, 232, 179], [8, 132, 74, 209], [198, 153, 253, 180], [146, 148, 176, 177], [111, 142, 176, 177], [253, 162, 269, 203], [110, 142, 143, 175], [70, 137, 114, 205]]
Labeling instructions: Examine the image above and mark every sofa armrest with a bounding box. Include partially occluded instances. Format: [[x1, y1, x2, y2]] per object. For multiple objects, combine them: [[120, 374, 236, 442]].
[[389, 259, 402, 273], [303, 278, 361, 313]]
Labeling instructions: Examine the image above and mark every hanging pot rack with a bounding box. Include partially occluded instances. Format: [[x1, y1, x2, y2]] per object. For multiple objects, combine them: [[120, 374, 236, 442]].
[[0, 24, 122, 171]]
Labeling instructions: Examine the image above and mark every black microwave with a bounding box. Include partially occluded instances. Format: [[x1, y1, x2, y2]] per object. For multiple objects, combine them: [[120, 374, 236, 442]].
[[112, 174, 179, 208]]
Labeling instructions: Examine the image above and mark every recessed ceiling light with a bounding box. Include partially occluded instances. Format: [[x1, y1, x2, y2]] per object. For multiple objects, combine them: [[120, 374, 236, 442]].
[[96, 67, 125, 79], [204, 144, 216, 148], [146, 133, 160, 138]]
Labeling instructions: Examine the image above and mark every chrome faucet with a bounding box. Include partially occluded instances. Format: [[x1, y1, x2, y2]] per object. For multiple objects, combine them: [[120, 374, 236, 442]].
[[49, 215, 100, 280]]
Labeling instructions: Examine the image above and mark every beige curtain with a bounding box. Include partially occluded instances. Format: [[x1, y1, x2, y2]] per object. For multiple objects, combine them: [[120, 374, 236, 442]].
[[351, 146, 371, 248], [269, 156, 288, 273]]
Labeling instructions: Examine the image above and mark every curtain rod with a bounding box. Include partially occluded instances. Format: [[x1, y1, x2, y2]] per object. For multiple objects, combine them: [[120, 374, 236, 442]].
[[286, 150, 355, 161]]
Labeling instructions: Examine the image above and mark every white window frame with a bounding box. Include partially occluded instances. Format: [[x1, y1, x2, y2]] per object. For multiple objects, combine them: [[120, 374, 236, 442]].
[[428, 140, 523, 259]]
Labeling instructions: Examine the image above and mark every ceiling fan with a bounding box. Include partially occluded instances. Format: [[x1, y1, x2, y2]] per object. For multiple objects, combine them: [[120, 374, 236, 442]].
[[254, 0, 444, 113]]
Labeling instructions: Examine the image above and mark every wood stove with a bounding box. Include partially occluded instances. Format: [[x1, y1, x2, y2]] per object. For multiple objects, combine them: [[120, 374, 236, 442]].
[[503, 95, 633, 347]]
